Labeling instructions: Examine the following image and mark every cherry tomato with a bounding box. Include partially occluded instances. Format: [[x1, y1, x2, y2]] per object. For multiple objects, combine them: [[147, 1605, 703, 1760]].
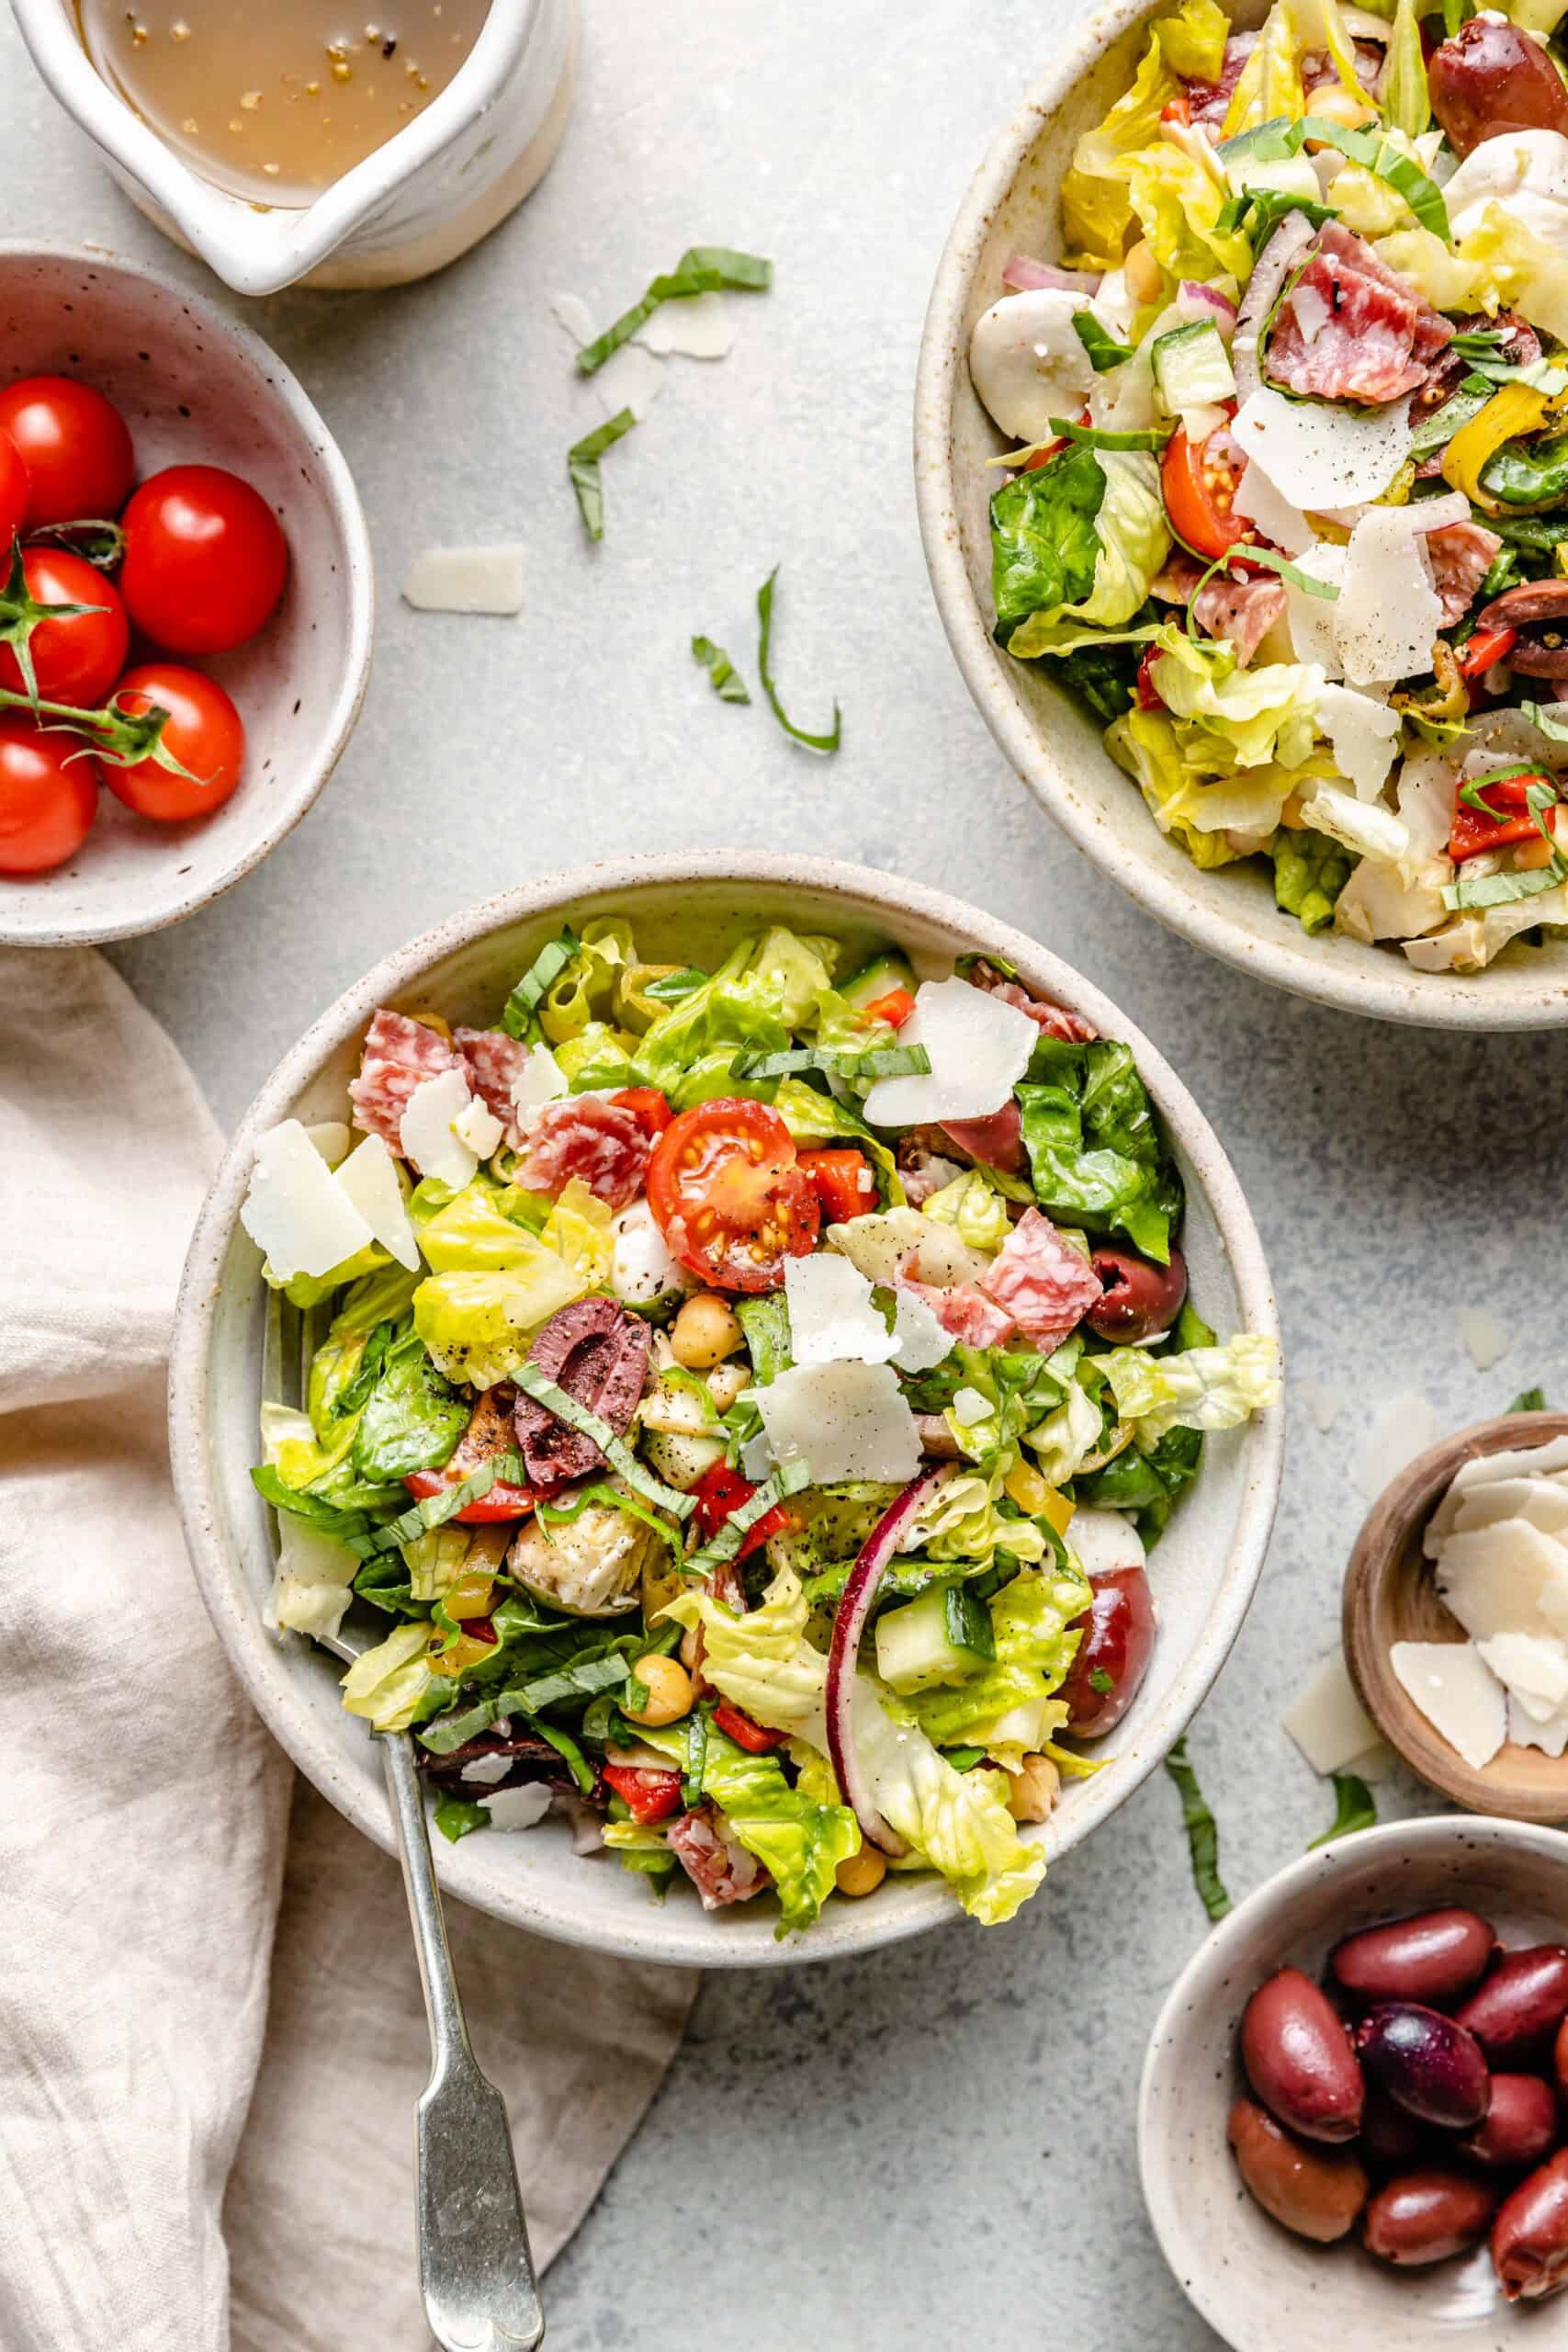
[[861, 986, 916, 1029], [0, 713, 99, 873], [0, 548, 129, 707], [797, 1147, 876, 1226], [102, 663, 246, 824], [1161, 420, 1258, 563], [118, 464, 288, 654], [612, 1086, 674, 1136], [602, 1764, 682, 1825], [0, 377, 134, 529], [711, 1702, 788, 1754], [0, 432, 27, 553], [647, 1098, 819, 1292]]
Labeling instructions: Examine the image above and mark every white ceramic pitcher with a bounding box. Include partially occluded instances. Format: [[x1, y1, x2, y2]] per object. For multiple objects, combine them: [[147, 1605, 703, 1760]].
[[9, 0, 577, 296]]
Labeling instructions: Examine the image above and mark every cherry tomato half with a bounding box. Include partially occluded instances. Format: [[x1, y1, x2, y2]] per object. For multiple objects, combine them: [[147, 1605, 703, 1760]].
[[405, 1385, 536, 1523], [1160, 420, 1258, 564], [0, 548, 129, 707], [0, 432, 27, 553], [0, 713, 99, 873], [0, 377, 134, 529], [118, 464, 288, 655], [647, 1098, 819, 1292], [103, 663, 245, 824]]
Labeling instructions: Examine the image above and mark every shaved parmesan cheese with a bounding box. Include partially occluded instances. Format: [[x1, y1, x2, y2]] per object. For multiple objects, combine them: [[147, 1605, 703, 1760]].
[[550, 291, 596, 345], [1066, 1505, 1145, 1578], [784, 1252, 897, 1366], [1234, 459, 1314, 558], [240, 1119, 374, 1281], [1315, 683, 1402, 801], [1458, 1305, 1510, 1373], [336, 1134, 421, 1272], [305, 1121, 352, 1167], [1510, 1691, 1568, 1757], [1231, 387, 1414, 512], [1453, 1476, 1568, 1543], [1296, 1377, 1343, 1433], [453, 1096, 505, 1159], [590, 340, 664, 423], [1390, 1639, 1507, 1770], [1438, 1519, 1568, 1643], [1281, 542, 1348, 673], [1334, 508, 1443, 688], [637, 289, 734, 358], [402, 545, 525, 616], [510, 1046, 569, 1133], [756, 1362, 922, 1484], [1436, 1435, 1568, 1528], [461, 1753, 513, 1786], [1477, 1628, 1568, 1715], [481, 1783, 553, 1831], [861, 978, 1037, 1130], [1284, 1654, 1383, 1777], [889, 1287, 953, 1374], [1355, 1390, 1438, 1499], [399, 1069, 480, 1189]]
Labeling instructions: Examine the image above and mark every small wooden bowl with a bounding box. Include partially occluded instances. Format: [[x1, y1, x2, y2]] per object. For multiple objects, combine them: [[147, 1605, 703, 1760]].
[[1343, 1410, 1568, 1823]]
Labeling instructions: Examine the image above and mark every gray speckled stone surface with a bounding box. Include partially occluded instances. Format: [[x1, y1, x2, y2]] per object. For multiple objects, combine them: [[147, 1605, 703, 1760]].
[[7, 3, 1568, 2344]]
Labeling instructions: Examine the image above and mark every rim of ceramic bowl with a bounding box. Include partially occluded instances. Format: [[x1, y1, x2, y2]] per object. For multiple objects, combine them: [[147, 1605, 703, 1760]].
[[0, 240, 374, 946], [1136, 1813, 1568, 2345], [913, 0, 1568, 1033], [8, 1, 547, 298], [169, 851, 1284, 1966]]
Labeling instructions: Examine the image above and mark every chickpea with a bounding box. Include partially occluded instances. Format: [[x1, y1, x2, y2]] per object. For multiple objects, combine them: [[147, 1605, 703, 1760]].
[[835, 1844, 887, 1898], [1122, 238, 1163, 307], [671, 1292, 743, 1370], [622, 1654, 694, 1727], [1303, 85, 1376, 136], [706, 1360, 750, 1411], [1006, 1753, 1061, 1825]]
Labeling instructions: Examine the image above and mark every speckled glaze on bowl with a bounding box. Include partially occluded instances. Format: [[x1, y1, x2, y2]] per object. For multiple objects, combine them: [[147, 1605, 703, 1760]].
[[0, 243, 372, 946], [168, 854, 1282, 1968], [1138, 1816, 1568, 2349], [914, 0, 1568, 1031]]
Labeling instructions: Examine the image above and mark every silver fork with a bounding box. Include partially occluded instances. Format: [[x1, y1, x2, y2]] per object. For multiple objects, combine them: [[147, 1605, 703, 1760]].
[[271, 1298, 546, 2352]]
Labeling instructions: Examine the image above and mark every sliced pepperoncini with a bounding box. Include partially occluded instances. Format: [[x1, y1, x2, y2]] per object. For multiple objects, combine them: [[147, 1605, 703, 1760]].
[[443, 1569, 496, 1621], [1443, 384, 1552, 511], [1006, 1456, 1075, 1533], [428, 1629, 497, 1678]]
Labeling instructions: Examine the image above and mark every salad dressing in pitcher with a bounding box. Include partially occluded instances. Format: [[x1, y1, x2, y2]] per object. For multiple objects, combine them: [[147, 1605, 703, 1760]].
[[73, 1, 491, 207]]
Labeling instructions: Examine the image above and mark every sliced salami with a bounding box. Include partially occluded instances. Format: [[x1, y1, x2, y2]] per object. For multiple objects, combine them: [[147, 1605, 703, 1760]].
[[1427, 520, 1504, 628], [455, 1026, 533, 1149], [1192, 570, 1288, 668], [964, 957, 1097, 1044], [1266, 224, 1452, 405], [513, 1095, 651, 1211], [1184, 31, 1255, 127], [941, 1099, 1029, 1178], [513, 1297, 651, 1490], [669, 1805, 770, 1908], [978, 1208, 1102, 1349], [898, 1271, 1017, 1349], [348, 1008, 465, 1146]]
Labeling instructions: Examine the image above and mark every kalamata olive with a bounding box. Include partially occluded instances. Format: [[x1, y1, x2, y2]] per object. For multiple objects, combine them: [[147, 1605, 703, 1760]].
[[1085, 1244, 1187, 1343], [1459, 2075, 1561, 2174], [1242, 1968, 1365, 2143], [1556, 2012, 1568, 2104], [1227, 2097, 1369, 2245], [1363, 2170, 1499, 2267], [1330, 1908, 1495, 2010], [1060, 1564, 1156, 1736], [513, 1298, 651, 1490], [1427, 17, 1568, 158], [1493, 2150, 1568, 2303], [1360, 2090, 1426, 2177], [1354, 2004, 1491, 2130], [1455, 1947, 1568, 2063]]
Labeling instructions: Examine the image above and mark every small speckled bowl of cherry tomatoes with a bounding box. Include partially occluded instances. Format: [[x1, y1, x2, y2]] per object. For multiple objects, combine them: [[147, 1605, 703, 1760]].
[[0, 243, 372, 945]]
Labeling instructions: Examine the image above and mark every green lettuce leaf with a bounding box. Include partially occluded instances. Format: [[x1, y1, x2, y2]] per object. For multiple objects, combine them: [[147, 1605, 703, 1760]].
[[352, 1334, 469, 1484], [1272, 825, 1350, 936], [1148, 630, 1321, 771], [341, 1621, 435, 1733], [906, 1562, 1092, 1765], [1015, 1035, 1182, 1263], [1098, 1332, 1282, 1440], [636, 1718, 859, 1936], [921, 1169, 1013, 1253], [997, 450, 1170, 654]]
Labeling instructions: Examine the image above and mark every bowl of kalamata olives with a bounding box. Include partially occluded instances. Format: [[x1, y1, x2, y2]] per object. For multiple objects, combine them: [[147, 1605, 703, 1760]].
[[1138, 1816, 1568, 2351]]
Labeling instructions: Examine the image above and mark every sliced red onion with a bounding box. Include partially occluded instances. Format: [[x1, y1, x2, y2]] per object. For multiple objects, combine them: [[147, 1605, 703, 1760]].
[[1231, 211, 1317, 405], [1001, 253, 1101, 297], [1177, 280, 1238, 338], [824, 1466, 945, 1858]]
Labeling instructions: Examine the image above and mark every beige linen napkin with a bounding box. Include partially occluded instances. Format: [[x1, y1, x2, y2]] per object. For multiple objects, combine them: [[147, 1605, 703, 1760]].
[[0, 946, 697, 2352]]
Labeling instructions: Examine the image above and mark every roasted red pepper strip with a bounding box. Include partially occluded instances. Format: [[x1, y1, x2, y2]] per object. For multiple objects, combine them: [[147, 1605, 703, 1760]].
[[612, 1086, 673, 1136], [1457, 625, 1517, 684], [861, 985, 916, 1030], [1135, 646, 1165, 711], [603, 1764, 682, 1824], [1449, 770, 1553, 863], [797, 1147, 877, 1225], [711, 1702, 788, 1754], [689, 1462, 794, 1560]]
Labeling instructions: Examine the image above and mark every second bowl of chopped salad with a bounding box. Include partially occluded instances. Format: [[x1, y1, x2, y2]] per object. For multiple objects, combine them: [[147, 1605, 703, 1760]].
[[171, 854, 1282, 1964], [919, 0, 1568, 1024]]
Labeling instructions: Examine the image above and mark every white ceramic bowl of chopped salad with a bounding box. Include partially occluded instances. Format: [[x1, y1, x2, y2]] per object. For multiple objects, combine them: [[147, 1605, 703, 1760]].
[[170, 854, 1282, 1966], [918, 0, 1568, 1027]]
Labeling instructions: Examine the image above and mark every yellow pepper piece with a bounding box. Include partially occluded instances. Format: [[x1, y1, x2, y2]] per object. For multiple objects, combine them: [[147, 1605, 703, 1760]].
[[1442, 383, 1551, 512], [443, 1570, 496, 1621], [1006, 1456, 1075, 1534], [428, 1630, 498, 1679]]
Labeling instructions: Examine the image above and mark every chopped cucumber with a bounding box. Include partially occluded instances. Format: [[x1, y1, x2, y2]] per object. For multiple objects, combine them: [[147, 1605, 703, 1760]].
[[1152, 321, 1236, 418], [840, 949, 917, 1012], [875, 1582, 995, 1693], [643, 1429, 726, 1491]]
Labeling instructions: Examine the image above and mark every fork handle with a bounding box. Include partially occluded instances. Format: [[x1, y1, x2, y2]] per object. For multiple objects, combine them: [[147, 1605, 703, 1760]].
[[383, 1733, 546, 2352]]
